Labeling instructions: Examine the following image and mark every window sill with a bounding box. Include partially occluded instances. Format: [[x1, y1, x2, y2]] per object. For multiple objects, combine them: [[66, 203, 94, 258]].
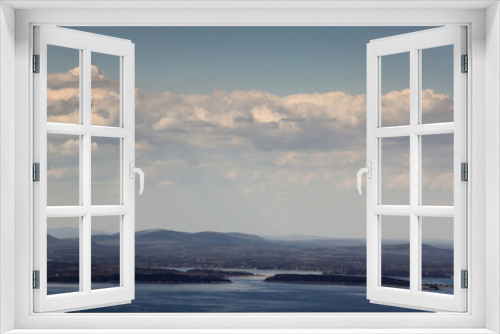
[[4, 329, 498, 334]]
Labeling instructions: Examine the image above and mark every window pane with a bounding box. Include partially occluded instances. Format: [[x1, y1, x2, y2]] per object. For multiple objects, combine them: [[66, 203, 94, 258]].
[[47, 134, 80, 206], [47, 45, 80, 124], [381, 137, 410, 205], [92, 216, 121, 290], [421, 134, 454, 206], [91, 52, 121, 127], [421, 45, 454, 124], [91, 137, 121, 205], [421, 217, 454, 295], [381, 215, 410, 290], [381, 52, 410, 127], [47, 217, 80, 295]]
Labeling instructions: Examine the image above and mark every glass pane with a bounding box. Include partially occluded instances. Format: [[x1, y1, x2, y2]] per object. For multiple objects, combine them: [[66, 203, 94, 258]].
[[47, 45, 80, 124], [421, 134, 454, 206], [421, 217, 454, 294], [92, 137, 121, 205], [91, 52, 121, 127], [92, 216, 121, 290], [381, 137, 410, 205], [47, 217, 80, 295], [381, 52, 410, 127], [381, 216, 410, 290], [47, 134, 80, 206], [421, 45, 454, 124]]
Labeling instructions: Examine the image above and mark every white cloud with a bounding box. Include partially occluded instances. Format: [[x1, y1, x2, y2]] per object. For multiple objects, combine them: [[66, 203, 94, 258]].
[[251, 105, 283, 123], [335, 177, 359, 190], [380, 88, 454, 126], [47, 66, 455, 204], [422, 89, 454, 123], [47, 167, 76, 179], [384, 171, 410, 190], [424, 171, 453, 190], [152, 115, 177, 131], [225, 170, 239, 179], [159, 180, 175, 187], [47, 65, 120, 126], [48, 138, 79, 156]]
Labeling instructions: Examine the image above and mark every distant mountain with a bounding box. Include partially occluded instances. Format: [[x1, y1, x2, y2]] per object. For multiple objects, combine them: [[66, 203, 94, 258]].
[[48, 228, 453, 252], [119, 229, 278, 250], [47, 229, 454, 275], [421, 239, 454, 250], [127, 229, 381, 251], [47, 234, 79, 249], [48, 227, 113, 238], [268, 233, 340, 241], [382, 238, 453, 249]]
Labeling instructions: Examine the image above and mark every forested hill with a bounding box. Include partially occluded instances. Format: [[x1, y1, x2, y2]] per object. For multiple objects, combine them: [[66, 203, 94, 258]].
[[47, 228, 453, 277]]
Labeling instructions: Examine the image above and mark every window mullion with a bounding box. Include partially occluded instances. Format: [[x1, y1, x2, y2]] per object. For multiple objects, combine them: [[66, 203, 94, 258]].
[[82, 48, 92, 294], [119, 55, 124, 287], [78, 48, 84, 293], [409, 47, 420, 294]]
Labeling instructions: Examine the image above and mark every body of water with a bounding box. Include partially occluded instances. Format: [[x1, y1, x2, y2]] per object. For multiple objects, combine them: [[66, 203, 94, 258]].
[[48, 270, 429, 313], [391, 276, 454, 295]]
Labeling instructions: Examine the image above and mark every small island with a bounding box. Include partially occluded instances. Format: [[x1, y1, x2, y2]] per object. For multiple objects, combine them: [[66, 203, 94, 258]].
[[264, 273, 367, 285], [135, 268, 233, 284], [265, 274, 412, 288], [49, 268, 236, 284], [186, 268, 254, 277], [264, 274, 452, 292]]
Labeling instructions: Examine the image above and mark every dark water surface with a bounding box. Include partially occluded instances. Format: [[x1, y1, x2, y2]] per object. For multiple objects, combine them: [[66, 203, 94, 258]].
[[47, 272, 427, 313]]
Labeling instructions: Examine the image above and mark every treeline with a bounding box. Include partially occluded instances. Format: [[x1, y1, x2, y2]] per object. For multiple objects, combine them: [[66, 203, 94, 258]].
[[48, 268, 242, 284], [264, 274, 411, 288]]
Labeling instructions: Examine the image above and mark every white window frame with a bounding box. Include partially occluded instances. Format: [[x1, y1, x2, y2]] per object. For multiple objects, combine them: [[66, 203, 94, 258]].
[[366, 26, 468, 312], [0, 1, 499, 333], [33, 26, 136, 313]]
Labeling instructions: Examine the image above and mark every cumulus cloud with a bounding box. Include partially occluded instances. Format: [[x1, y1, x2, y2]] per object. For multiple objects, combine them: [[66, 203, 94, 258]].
[[137, 89, 453, 196], [381, 89, 454, 126], [135, 89, 370, 156], [47, 167, 76, 179], [159, 180, 175, 187], [46, 66, 455, 203], [424, 172, 453, 190], [47, 65, 120, 126], [422, 89, 454, 123], [335, 177, 359, 190], [48, 138, 79, 157], [225, 170, 239, 179]]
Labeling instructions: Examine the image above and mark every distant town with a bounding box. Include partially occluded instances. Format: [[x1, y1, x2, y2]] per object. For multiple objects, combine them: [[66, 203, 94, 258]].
[[47, 229, 453, 291]]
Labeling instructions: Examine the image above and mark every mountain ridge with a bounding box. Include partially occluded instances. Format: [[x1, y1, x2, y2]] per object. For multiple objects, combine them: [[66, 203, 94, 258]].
[[47, 228, 453, 276], [48, 228, 453, 248]]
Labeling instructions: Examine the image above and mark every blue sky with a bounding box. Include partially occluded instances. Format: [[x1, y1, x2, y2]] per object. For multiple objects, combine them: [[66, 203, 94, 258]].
[[49, 26, 454, 97]]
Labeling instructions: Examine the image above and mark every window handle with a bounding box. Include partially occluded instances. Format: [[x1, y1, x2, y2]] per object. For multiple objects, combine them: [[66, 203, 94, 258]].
[[357, 162, 371, 195], [129, 162, 145, 195]]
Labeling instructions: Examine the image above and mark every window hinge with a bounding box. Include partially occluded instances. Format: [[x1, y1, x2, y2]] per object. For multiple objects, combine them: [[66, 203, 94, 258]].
[[461, 54, 468, 73], [33, 163, 40, 182], [461, 270, 468, 289], [33, 54, 40, 73], [33, 270, 40, 289], [461, 162, 468, 182]]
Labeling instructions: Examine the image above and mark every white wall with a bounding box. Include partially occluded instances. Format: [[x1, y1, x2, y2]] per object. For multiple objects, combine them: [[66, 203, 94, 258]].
[[0, 2, 16, 333], [4, 3, 495, 332], [486, 2, 500, 333]]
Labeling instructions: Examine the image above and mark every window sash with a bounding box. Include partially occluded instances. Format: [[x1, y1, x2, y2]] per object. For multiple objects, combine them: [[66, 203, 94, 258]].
[[366, 26, 468, 312], [32, 26, 136, 313]]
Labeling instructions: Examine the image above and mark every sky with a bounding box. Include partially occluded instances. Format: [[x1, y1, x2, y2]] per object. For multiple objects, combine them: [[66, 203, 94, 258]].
[[46, 26, 454, 240]]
